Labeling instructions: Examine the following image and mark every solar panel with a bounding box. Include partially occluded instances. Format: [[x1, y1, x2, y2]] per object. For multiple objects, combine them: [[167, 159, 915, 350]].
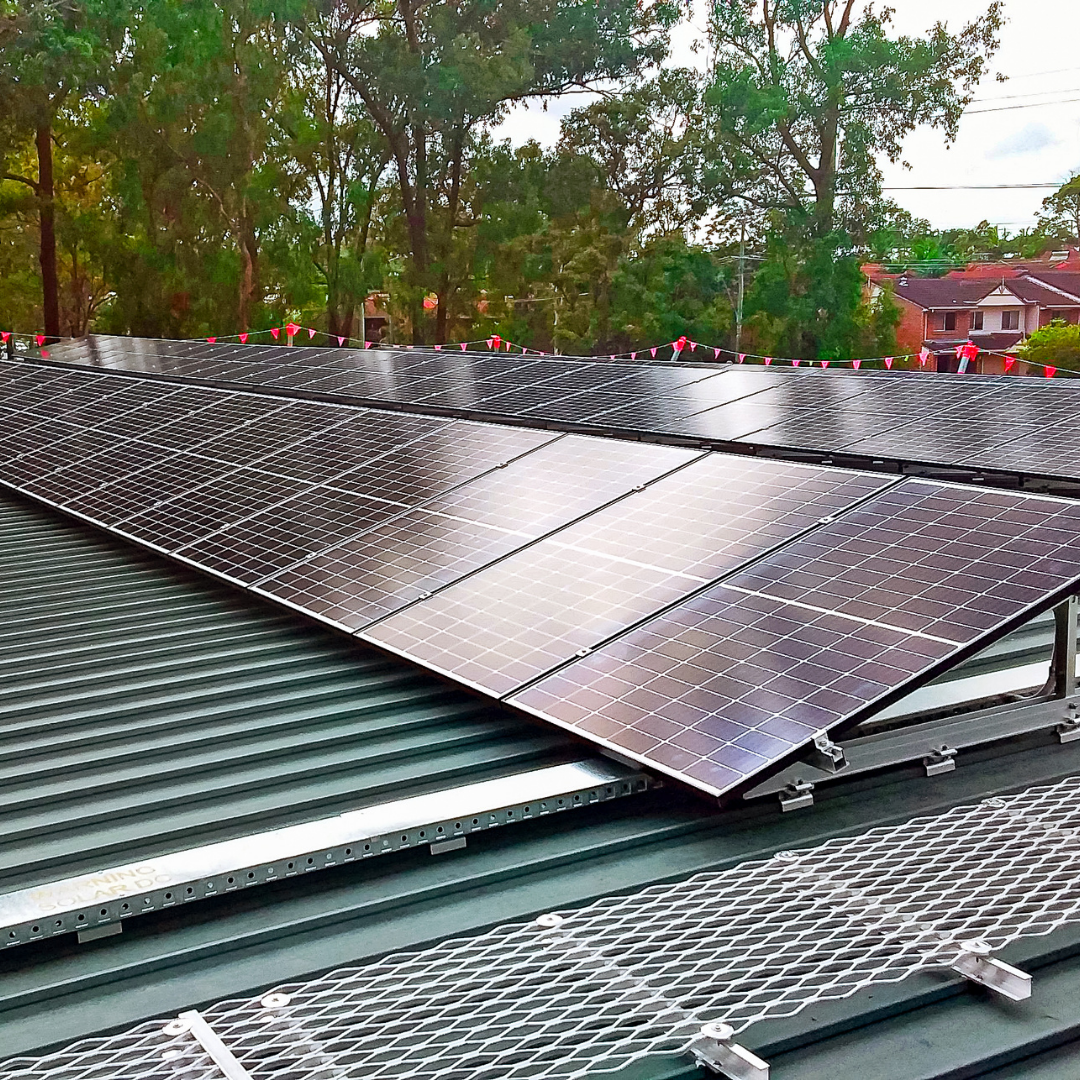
[[506, 481, 1080, 797], [260, 436, 701, 628], [361, 457, 895, 694]]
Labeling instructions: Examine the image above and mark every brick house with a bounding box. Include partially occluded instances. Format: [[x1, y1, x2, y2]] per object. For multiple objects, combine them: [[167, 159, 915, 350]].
[[868, 270, 1080, 373]]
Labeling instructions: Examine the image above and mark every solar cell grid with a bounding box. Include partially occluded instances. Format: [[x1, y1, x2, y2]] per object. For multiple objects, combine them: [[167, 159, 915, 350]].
[[362, 458, 894, 694], [118, 467, 315, 550], [509, 584, 958, 796], [190, 401, 354, 465], [178, 486, 408, 584], [325, 420, 557, 502], [253, 410, 448, 482], [505, 479, 1080, 798], [138, 396, 291, 454], [261, 435, 700, 628], [21, 437, 177, 502], [67, 451, 239, 525]]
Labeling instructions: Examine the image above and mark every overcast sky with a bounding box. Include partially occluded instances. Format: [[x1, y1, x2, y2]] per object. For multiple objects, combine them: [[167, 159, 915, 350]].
[[495, 0, 1080, 233]]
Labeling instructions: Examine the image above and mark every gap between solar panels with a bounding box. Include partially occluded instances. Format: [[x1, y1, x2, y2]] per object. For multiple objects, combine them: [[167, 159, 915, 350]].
[[5, 356, 1080, 804], [36, 335, 1080, 491]]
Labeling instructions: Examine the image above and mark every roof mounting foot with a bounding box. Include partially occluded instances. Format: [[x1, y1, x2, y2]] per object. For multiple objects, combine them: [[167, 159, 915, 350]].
[[691, 1022, 770, 1080], [924, 745, 957, 776], [1057, 701, 1080, 743], [950, 940, 1032, 1001], [806, 734, 847, 773], [779, 779, 814, 812]]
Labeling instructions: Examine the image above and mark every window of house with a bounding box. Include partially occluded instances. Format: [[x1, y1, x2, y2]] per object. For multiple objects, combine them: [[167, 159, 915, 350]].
[[972, 311, 984, 330], [1001, 310, 1020, 331], [941, 312, 957, 331]]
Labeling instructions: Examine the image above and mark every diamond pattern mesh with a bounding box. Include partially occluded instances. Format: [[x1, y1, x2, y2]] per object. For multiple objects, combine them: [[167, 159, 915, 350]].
[[6, 775, 1080, 1079]]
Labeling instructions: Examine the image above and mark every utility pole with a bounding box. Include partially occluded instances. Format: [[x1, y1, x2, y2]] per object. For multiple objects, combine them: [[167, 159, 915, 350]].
[[735, 221, 746, 354]]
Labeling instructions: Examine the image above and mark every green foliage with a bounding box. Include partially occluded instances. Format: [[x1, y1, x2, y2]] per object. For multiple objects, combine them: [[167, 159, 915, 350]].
[[1019, 321, 1080, 370], [745, 227, 898, 359], [1039, 176, 1080, 247]]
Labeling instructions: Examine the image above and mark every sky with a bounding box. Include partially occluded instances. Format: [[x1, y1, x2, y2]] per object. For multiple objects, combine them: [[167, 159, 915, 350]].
[[496, 0, 1080, 233]]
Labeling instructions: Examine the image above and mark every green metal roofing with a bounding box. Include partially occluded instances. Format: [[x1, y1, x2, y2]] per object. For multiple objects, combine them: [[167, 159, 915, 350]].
[[4, 489, 1080, 1077]]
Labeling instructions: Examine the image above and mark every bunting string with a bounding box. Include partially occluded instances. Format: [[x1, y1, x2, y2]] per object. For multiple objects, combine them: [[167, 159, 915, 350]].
[[7, 325, 1075, 380]]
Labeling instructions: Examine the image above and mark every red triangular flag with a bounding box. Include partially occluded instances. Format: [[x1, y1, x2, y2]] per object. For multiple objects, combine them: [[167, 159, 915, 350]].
[[0, 332, 9, 342], [689, 341, 697, 351], [1046, 365, 1056, 378], [853, 359, 861, 370], [364, 340, 372, 348], [486, 338, 494, 349], [609, 354, 616, 360], [206, 336, 216, 343], [238, 332, 248, 344], [884, 356, 893, 369], [1004, 355, 1016, 372], [35, 334, 46, 346], [792, 359, 800, 367], [918, 347, 930, 367], [631, 352, 637, 360], [286, 322, 300, 337], [460, 343, 467, 351], [338, 336, 345, 346], [737, 353, 745, 363], [271, 327, 280, 340], [306, 328, 315, 339], [822, 360, 830, 368], [434, 344, 442, 350], [714, 347, 721, 359], [650, 348, 657, 358], [764, 356, 772, 366]]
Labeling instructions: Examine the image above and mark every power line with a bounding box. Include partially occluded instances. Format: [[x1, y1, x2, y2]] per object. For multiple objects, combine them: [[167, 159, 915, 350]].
[[882, 183, 1062, 191], [966, 96, 1080, 115]]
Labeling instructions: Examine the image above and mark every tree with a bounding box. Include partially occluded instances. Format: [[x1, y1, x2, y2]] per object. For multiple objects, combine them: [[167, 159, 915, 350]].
[[282, 45, 391, 340], [703, 0, 1004, 240], [1019, 321, 1080, 371], [298, 0, 676, 343], [559, 70, 701, 235], [0, 0, 126, 337], [1039, 175, 1080, 247]]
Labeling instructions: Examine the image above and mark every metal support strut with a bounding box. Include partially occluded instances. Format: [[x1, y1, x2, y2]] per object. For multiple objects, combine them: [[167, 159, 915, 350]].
[[691, 1022, 770, 1080], [162, 1011, 255, 1080], [1049, 594, 1078, 699], [950, 940, 1032, 1002]]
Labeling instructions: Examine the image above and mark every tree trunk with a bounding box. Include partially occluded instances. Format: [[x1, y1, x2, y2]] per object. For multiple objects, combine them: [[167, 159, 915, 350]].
[[36, 124, 60, 339], [238, 220, 259, 331]]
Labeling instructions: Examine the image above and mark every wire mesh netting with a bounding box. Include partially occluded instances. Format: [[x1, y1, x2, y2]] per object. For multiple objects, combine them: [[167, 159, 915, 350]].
[[7, 775, 1080, 1080]]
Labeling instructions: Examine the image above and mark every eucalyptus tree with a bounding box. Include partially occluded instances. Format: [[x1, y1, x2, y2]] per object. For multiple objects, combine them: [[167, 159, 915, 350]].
[[0, 0, 127, 336], [295, 0, 677, 342]]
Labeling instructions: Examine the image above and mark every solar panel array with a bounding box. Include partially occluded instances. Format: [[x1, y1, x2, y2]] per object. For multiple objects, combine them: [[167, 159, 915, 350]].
[[6, 354, 1080, 800], [41, 335, 1080, 484]]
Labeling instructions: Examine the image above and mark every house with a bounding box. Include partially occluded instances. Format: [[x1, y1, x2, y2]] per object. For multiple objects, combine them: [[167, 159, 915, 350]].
[[869, 269, 1080, 373]]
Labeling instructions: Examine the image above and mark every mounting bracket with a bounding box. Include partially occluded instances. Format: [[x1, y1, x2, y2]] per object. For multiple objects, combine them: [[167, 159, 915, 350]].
[[950, 940, 1032, 1001], [691, 1022, 770, 1080]]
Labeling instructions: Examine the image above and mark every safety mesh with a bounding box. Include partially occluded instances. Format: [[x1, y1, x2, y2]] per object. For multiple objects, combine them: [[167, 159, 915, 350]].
[[6, 776, 1080, 1079]]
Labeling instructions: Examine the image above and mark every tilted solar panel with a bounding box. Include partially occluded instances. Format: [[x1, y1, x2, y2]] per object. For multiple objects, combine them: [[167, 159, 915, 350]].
[[363, 457, 896, 695], [260, 437, 700, 629], [508, 481, 1080, 797]]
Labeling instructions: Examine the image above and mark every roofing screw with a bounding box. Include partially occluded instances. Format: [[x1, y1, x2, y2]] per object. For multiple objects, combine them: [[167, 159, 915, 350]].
[[982, 797, 1006, 810], [161, 1018, 190, 1037], [700, 1021, 734, 1042], [161, 1049, 184, 1062], [261, 993, 292, 1010], [817, 516, 835, 525], [959, 939, 992, 958], [774, 850, 799, 864], [534, 913, 564, 928], [575, 647, 592, 657]]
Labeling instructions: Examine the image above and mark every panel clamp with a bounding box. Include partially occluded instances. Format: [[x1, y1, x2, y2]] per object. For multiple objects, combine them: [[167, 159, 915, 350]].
[[806, 734, 847, 773], [950, 939, 1031, 1001], [923, 745, 957, 777], [691, 1021, 770, 1080]]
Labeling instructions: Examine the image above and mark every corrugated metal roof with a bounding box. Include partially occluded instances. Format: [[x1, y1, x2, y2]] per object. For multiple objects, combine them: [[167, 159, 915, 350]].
[[4, 490, 1080, 1075], [0, 492, 585, 895]]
